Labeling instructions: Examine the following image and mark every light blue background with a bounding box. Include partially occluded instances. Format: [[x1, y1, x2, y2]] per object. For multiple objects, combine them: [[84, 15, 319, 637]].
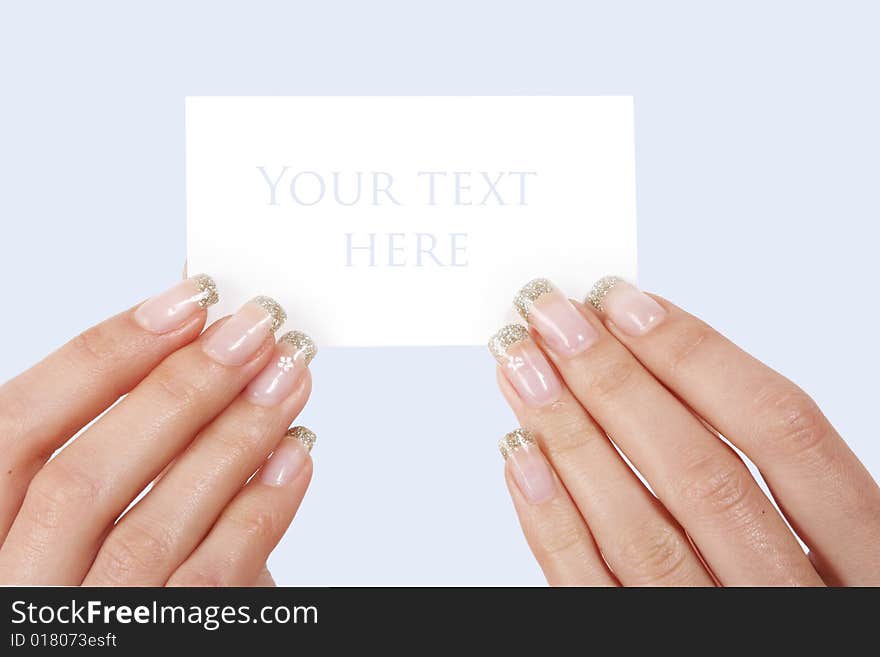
[[1, 1, 877, 585]]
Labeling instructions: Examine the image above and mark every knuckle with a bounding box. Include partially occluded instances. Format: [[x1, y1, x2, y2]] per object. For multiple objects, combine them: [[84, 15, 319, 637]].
[[69, 323, 120, 371], [542, 414, 602, 462], [530, 507, 588, 559], [0, 381, 29, 443], [617, 522, 690, 585], [211, 419, 272, 465], [665, 322, 717, 374], [586, 357, 639, 399], [754, 384, 829, 457], [227, 506, 284, 544], [678, 455, 754, 519], [539, 528, 585, 561], [24, 462, 101, 531], [148, 359, 210, 409], [95, 519, 177, 584]]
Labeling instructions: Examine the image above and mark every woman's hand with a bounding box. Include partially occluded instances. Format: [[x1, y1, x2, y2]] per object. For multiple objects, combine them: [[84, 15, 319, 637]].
[[0, 275, 317, 586], [491, 277, 880, 586]]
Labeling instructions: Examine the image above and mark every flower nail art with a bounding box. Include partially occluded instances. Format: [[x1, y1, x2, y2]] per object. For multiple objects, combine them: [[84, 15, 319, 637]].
[[245, 330, 317, 407]]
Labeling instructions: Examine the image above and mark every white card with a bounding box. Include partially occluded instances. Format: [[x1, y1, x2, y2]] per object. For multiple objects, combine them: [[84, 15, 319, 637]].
[[186, 96, 638, 346]]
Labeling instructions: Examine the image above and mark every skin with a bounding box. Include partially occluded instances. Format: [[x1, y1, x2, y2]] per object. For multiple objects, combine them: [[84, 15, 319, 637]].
[[1, 278, 877, 586], [0, 294, 312, 586], [498, 288, 880, 586]]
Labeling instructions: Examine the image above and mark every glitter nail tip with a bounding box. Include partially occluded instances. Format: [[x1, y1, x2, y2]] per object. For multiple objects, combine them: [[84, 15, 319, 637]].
[[587, 276, 622, 312], [498, 428, 537, 460], [287, 426, 317, 452], [193, 274, 219, 309], [488, 324, 530, 360], [250, 295, 287, 333], [513, 278, 555, 320], [279, 330, 318, 367]]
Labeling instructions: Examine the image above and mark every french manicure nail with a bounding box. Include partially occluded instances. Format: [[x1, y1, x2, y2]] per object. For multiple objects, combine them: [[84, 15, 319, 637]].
[[260, 426, 316, 487], [134, 274, 218, 334], [245, 331, 317, 406], [587, 276, 667, 337], [514, 278, 598, 356], [202, 295, 286, 366], [499, 428, 556, 504], [489, 325, 562, 408]]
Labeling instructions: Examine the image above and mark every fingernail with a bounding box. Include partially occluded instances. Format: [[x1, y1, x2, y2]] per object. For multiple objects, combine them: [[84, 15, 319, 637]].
[[134, 274, 218, 334], [514, 278, 598, 356], [588, 276, 667, 336], [499, 428, 555, 504], [202, 296, 287, 366], [488, 325, 562, 408], [260, 426, 316, 487], [245, 331, 317, 407]]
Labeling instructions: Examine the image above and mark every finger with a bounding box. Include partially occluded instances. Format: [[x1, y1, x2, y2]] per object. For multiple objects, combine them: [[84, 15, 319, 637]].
[[499, 429, 618, 586], [0, 296, 287, 584], [0, 274, 217, 540], [254, 565, 276, 587], [85, 333, 315, 585], [589, 277, 880, 585], [492, 357, 713, 586], [508, 278, 821, 586], [167, 428, 316, 587]]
